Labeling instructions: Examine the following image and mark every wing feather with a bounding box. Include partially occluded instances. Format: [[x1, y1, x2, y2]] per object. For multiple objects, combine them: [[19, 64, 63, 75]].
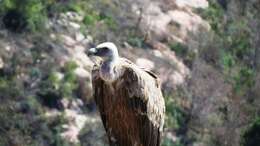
[[123, 63, 165, 146], [123, 64, 165, 127], [92, 58, 165, 146]]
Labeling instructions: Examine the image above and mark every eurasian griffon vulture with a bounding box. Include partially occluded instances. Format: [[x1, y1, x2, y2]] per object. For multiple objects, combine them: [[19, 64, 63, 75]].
[[87, 42, 165, 146]]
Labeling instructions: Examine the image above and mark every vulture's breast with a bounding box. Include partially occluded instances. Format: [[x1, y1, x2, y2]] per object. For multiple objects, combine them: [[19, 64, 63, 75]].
[[98, 79, 143, 145]]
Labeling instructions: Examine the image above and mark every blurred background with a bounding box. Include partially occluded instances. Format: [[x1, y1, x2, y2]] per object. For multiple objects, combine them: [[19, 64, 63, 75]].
[[0, 0, 259, 146]]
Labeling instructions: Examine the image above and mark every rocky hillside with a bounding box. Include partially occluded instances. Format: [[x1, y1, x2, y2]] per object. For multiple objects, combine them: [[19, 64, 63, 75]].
[[0, 0, 260, 146]]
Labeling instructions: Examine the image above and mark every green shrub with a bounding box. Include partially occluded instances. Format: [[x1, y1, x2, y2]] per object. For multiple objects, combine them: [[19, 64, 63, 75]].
[[200, 1, 256, 95], [169, 43, 188, 56], [64, 2, 83, 13], [219, 23, 255, 94], [48, 71, 62, 90], [233, 67, 255, 93], [37, 61, 78, 108], [26, 0, 47, 32], [198, 0, 224, 32], [241, 117, 260, 146], [169, 42, 196, 66], [220, 52, 235, 72], [0, 93, 69, 146], [0, 0, 16, 11], [220, 52, 255, 94], [64, 61, 78, 73], [127, 36, 145, 48], [61, 61, 78, 98], [165, 96, 186, 130], [225, 20, 252, 60], [127, 29, 145, 48], [162, 90, 189, 146], [162, 137, 184, 146], [42, 61, 78, 98], [67, 0, 118, 30], [0, 77, 23, 98], [0, 0, 48, 32], [30, 67, 42, 78], [83, 14, 100, 26]]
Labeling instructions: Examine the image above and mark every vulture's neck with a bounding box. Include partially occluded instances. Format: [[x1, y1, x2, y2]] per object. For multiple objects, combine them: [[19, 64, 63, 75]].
[[100, 55, 120, 82]]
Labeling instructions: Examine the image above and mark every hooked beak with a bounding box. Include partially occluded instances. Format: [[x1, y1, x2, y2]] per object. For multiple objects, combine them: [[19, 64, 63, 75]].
[[87, 48, 97, 56]]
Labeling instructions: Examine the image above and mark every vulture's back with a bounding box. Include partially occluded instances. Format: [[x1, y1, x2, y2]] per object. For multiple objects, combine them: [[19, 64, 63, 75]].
[[92, 58, 165, 146]]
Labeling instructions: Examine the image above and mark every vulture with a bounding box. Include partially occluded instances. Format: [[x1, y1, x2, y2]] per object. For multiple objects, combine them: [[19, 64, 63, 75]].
[[87, 42, 165, 146]]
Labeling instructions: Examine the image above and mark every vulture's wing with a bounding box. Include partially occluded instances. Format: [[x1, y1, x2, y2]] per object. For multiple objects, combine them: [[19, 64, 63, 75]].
[[92, 60, 165, 146], [122, 61, 165, 146]]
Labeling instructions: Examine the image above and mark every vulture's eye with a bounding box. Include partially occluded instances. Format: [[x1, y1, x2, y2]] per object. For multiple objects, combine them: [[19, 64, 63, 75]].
[[102, 47, 109, 51]]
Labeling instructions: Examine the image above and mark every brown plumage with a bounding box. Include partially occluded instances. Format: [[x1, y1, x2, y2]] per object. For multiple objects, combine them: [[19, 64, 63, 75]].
[[88, 42, 165, 146], [92, 59, 165, 146]]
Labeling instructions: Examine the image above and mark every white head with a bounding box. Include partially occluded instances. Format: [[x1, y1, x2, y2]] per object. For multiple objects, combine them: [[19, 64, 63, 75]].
[[87, 42, 122, 82], [87, 42, 119, 61]]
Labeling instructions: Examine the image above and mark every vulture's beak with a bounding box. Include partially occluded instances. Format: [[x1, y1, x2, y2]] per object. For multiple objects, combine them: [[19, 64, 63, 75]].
[[87, 48, 97, 56]]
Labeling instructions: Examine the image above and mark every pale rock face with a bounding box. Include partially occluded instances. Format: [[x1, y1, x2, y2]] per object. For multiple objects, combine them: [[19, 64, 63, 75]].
[[136, 58, 155, 70], [170, 71, 185, 85], [54, 12, 84, 31], [166, 132, 178, 142], [132, 0, 209, 42], [175, 0, 209, 8], [5, 45, 11, 51], [74, 67, 91, 79], [168, 10, 210, 38], [54, 71, 64, 81], [75, 32, 85, 42], [60, 35, 77, 46], [61, 108, 88, 143], [86, 35, 93, 43], [65, 11, 84, 22], [60, 106, 106, 144], [0, 57, 4, 69], [69, 22, 81, 30], [135, 2, 172, 40], [44, 109, 60, 118], [81, 35, 94, 46], [57, 18, 69, 27], [60, 13, 67, 19], [71, 99, 84, 111], [61, 98, 70, 109], [50, 33, 56, 40], [72, 45, 94, 68], [121, 44, 190, 89], [153, 50, 163, 58], [160, 49, 190, 80]]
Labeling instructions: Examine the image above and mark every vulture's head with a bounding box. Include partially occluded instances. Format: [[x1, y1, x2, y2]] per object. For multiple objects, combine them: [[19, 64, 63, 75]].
[[87, 42, 119, 61]]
